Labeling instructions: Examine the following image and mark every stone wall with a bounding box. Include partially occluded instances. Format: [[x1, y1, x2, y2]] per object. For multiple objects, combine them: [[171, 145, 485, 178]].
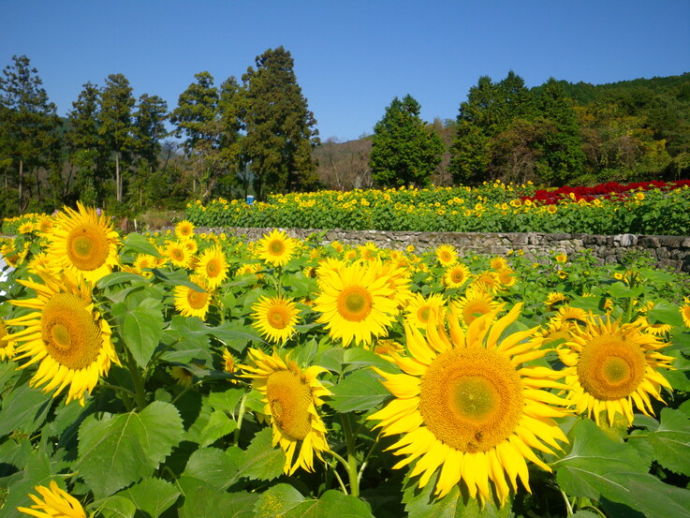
[[198, 227, 690, 273]]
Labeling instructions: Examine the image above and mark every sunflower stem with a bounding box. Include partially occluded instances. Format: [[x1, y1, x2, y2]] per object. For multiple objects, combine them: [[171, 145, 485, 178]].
[[560, 489, 574, 516], [125, 352, 147, 411], [341, 414, 360, 498], [233, 391, 247, 443]]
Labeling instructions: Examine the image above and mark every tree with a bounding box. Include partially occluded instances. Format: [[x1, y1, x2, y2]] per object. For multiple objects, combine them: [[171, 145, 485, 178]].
[[242, 47, 319, 199], [99, 73, 136, 203], [0, 55, 60, 212], [65, 82, 104, 205], [369, 95, 443, 187]]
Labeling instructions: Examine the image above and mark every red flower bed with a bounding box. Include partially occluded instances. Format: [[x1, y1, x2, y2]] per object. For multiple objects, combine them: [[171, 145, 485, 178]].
[[522, 179, 690, 205]]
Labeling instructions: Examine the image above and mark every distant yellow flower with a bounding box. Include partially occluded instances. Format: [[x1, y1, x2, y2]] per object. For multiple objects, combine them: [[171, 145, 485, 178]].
[[682, 299, 690, 327], [251, 295, 299, 344], [489, 256, 508, 271], [435, 244, 458, 267], [175, 220, 195, 239], [443, 263, 471, 289], [545, 292, 568, 310], [256, 229, 297, 267], [555, 253, 568, 264], [634, 192, 645, 201], [17, 480, 86, 518], [170, 366, 194, 387]]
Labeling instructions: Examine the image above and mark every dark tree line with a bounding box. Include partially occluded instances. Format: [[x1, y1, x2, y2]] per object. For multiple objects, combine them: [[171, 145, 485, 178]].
[[0, 47, 319, 217]]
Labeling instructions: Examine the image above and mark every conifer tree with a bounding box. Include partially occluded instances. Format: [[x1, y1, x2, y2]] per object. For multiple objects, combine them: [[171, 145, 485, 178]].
[[369, 95, 443, 187]]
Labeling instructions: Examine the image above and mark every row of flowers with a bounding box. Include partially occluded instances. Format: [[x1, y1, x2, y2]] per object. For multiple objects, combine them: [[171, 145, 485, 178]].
[[183, 183, 690, 235], [0, 205, 689, 517], [522, 179, 690, 205]]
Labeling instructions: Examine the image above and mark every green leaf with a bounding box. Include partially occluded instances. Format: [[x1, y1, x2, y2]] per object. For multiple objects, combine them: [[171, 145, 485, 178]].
[[91, 495, 137, 518], [237, 427, 285, 481], [121, 298, 164, 367], [553, 419, 649, 507], [253, 483, 305, 517], [329, 368, 390, 413], [647, 302, 683, 327], [121, 477, 180, 518], [0, 384, 52, 437], [178, 478, 257, 518], [182, 447, 240, 490], [282, 490, 375, 518], [343, 347, 398, 373], [76, 401, 184, 497], [1, 447, 52, 515], [610, 472, 690, 518], [97, 272, 148, 289], [645, 407, 690, 475], [210, 321, 266, 353], [161, 315, 213, 364], [121, 232, 161, 257]]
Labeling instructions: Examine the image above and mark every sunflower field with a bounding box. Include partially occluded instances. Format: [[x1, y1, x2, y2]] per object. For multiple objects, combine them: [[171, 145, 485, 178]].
[[1, 204, 690, 518], [183, 180, 690, 236]]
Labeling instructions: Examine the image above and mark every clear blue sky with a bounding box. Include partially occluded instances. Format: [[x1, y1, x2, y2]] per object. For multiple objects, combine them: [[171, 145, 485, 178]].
[[2, 1, 689, 142]]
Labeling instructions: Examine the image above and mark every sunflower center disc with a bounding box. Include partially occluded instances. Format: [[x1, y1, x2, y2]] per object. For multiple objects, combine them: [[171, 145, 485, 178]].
[[67, 224, 109, 271], [452, 270, 464, 283], [187, 289, 209, 310], [206, 258, 220, 277], [266, 370, 312, 441], [268, 307, 289, 329], [420, 348, 523, 453], [577, 337, 646, 400], [417, 307, 431, 324], [41, 293, 102, 370], [338, 287, 373, 322], [172, 249, 184, 262], [269, 240, 285, 255]]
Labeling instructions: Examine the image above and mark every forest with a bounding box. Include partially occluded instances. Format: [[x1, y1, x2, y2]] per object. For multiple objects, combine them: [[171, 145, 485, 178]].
[[0, 47, 688, 218]]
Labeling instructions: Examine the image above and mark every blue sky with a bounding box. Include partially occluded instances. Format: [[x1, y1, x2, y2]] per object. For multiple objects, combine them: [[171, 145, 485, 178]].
[[2, 1, 689, 142]]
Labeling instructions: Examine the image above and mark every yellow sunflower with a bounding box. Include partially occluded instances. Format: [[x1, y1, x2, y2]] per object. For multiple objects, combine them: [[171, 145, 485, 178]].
[[222, 349, 238, 382], [435, 244, 458, 267], [443, 263, 471, 289], [369, 304, 569, 504], [0, 319, 14, 361], [256, 229, 297, 267], [195, 246, 228, 289], [251, 295, 299, 344], [313, 261, 398, 346], [472, 271, 500, 293], [681, 298, 690, 327], [558, 315, 674, 426], [5, 271, 119, 405], [17, 480, 86, 518], [45, 202, 120, 282], [166, 241, 192, 269], [496, 268, 517, 288], [173, 277, 212, 320], [489, 256, 508, 271], [452, 287, 505, 326], [545, 292, 569, 310], [405, 293, 446, 329], [175, 220, 195, 240], [241, 348, 331, 474]]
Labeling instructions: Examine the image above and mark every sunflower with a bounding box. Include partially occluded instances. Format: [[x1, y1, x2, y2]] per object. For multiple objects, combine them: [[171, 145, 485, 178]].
[[472, 271, 500, 293], [435, 245, 458, 267], [558, 315, 674, 426], [173, 277, 212, 320], [166, 241, 192, 269], [452, 287, 505, 326], [496, 268, 517, 288], [222, 349, 238, 382], [17, 480, 86, 518], [251, 295, 299, 344], [443, 264, 471, 289], [545, 292, 569, 310], [0, 319, 14, 361], [313, 261, 398, 346], [368, 304, 569, 504], [405, 293, 446, 329], [681, 298, 690, 328], [489, 256, 508, 271], [241, 348, 331, 474], [175, 220, 195, 240], [45, 202, 120, 283], [5, 271, 119, 405], [195, 246, 228, 289], [256, 229, 297, 267]]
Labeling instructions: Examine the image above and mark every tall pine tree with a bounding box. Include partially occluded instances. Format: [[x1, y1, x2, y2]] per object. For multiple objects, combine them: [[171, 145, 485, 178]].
[[242, 47, 319, 199], [369, 95, 443, 187]]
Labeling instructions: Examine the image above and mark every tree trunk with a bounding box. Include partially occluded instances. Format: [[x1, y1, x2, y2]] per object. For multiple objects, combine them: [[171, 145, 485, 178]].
[[115, 152, 121, 202], [18, 159, 23, 208]]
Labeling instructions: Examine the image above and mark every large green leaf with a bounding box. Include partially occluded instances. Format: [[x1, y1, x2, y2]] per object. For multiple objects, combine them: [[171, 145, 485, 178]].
[[253, 483, 305, 517], [178, 477, 257, 518], [329, 368, 390, 413], [282, 490, 375, 518], [0, 384, 52, 437], [553, 419, 648, 501], [1, 448, 52, 516], [121, 297, 164, 367], [236, 427, 285, 481], [75, 401, 184, 497], [160, 315, 213, 364], [182, 447, 240, 490], [121, 477, 180, 518], [647, 302, 683, 327], [91, 495, 136, 518], [120, 232, 161, 257], [640, 407, 690, 476]]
